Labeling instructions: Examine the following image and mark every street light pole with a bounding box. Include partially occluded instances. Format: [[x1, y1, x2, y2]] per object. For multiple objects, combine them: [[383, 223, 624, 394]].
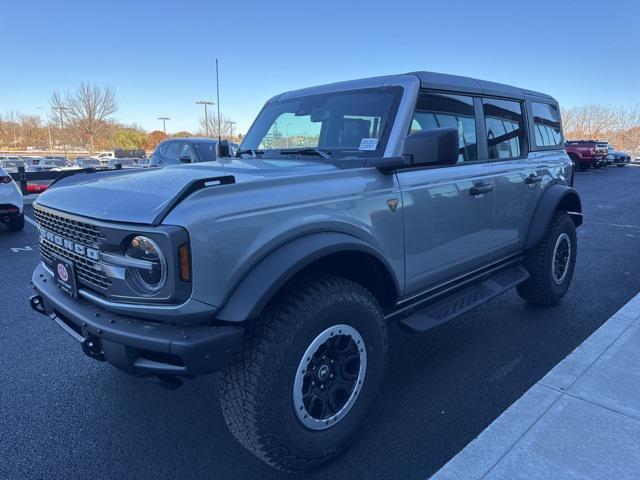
[[54, 106, 69, 158], [226, 121, 237, 139], [196, 100, 215, 137], [157, 117, 170, 134]]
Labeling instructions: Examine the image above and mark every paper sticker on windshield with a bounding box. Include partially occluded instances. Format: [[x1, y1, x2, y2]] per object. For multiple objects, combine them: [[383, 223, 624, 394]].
[[359, 138, 378, 151]]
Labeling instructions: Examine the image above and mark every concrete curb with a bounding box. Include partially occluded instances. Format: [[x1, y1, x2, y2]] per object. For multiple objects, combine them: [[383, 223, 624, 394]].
[[431, 293, 640, 479]]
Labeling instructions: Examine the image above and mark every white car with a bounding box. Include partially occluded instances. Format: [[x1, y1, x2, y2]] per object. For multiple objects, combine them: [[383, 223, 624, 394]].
[[0, 166, 24, 231], [0, 156, 26, 173]]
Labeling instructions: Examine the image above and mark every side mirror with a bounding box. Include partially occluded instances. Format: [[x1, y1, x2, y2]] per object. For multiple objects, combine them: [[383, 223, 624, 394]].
[[401, 127, 459, 167], [179, 155, 192, 163]]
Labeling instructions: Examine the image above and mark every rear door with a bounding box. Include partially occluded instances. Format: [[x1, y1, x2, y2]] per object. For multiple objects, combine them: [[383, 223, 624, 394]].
[[396, 92, 497, 293], [485, 97, 541, 253]]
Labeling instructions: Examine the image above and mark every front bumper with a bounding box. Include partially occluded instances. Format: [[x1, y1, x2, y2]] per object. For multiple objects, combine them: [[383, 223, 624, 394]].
[[613, 156, 631, 164], [31, 262, 243, 380]]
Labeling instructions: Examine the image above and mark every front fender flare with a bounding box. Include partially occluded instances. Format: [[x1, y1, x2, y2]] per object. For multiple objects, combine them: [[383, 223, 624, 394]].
[[524, 185, 582, 250], [215, 232, 399, 322]]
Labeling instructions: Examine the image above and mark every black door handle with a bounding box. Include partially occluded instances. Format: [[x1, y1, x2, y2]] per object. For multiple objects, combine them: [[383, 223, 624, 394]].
[[470, 183, 493, 195], [526, 175, 543, 184]]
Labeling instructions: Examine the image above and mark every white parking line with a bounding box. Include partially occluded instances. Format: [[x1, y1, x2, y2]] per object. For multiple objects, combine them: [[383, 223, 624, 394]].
[[24, 215, 38, 228]]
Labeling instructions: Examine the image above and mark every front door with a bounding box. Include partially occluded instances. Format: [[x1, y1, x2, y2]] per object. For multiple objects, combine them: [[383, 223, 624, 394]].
[[397, 163, 496, 294], [397, 92, 496, 294]]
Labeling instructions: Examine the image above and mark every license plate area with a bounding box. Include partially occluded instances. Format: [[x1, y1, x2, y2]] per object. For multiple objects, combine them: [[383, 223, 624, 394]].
[[52, 254, 78, 297]]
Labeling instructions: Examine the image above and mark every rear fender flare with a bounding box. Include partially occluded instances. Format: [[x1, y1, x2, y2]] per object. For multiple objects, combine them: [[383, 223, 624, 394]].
[[524, 185, 582, 250]]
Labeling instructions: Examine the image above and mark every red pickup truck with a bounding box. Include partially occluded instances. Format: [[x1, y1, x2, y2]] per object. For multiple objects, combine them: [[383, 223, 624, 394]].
[[565, 140, 608, 170]]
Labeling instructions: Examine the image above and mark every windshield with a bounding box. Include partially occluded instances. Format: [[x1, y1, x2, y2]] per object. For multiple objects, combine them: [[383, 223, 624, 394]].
[[241, 87, 403, 158]]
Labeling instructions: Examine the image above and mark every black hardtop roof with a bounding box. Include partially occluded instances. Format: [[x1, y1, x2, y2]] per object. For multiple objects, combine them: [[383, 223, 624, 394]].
[[275, 71, 558, 105], [409, 71, 556, 103], [163, 137, 219, 144]]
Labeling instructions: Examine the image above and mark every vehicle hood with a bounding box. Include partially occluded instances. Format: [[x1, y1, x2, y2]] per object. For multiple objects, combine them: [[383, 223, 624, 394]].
[[34, 158, 339, 224]]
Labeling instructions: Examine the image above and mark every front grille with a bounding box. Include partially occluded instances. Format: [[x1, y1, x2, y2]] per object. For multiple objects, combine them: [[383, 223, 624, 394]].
[[35, 206, 111, 291], [34, 207, 104, 247]]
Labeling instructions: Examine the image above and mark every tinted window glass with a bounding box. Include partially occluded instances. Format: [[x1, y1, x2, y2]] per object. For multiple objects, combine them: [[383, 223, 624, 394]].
[[165, 142, 180, 159], [483, 98, 526, 159], [411, 93, 477, 162], [532, 102, 562, 147], [193, 142, 217, 161], [179, 143, 195, 162]]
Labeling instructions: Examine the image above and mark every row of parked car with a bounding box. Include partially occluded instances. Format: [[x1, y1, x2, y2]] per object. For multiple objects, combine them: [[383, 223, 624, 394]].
[[0, 154, 150, 173], [565, 140, 634, 170]]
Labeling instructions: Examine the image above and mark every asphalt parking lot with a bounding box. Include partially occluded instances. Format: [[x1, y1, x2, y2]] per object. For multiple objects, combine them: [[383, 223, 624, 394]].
[[2, 165, 640, 479]]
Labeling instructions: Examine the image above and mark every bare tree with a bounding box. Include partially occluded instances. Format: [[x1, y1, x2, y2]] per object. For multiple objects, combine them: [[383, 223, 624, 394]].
[[49, 83, 117, 152], [199, 112, 234, 139]]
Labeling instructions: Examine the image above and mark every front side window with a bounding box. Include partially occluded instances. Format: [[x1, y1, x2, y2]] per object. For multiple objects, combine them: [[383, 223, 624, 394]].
[[164, 142, 180, 159], [410, 93, 477, 162], [483, 98, 526, 159], [532, 102, 562, 147], [241, 87, 403, 159]]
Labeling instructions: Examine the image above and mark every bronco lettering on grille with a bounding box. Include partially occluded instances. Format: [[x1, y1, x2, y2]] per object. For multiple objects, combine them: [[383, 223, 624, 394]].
[[40, 228, 101, 261]]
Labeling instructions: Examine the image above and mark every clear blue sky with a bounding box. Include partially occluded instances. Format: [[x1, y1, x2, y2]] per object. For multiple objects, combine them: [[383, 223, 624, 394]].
[[3, 0, 638, 135]]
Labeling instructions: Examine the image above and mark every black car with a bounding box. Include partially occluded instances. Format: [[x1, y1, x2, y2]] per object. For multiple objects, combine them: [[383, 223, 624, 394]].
[[606, 146, 631, 167], [150, 138, 236, 167]]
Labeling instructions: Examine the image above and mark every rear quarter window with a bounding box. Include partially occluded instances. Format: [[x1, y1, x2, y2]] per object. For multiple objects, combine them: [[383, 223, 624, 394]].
[[532, 102, 562, 148]]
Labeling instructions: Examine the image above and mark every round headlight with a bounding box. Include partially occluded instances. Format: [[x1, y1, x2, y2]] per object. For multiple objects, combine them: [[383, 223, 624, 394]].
[[125, 235, 166, 294]]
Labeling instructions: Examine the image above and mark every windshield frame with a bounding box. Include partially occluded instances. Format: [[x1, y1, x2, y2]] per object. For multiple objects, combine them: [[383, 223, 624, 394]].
[[241, 86, 404, 160]]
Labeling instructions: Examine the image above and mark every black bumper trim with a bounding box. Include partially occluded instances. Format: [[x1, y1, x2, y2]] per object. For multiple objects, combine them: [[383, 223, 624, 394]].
[[31, 262, 244, 377]]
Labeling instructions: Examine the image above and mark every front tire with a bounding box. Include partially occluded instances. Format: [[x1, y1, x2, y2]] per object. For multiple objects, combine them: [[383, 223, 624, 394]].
[[517, 212, 577, 306], [216, 275, 388, 472]]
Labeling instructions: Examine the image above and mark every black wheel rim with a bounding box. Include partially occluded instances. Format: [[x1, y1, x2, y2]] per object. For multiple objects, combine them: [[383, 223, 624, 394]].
[[293, 325, 366, 430], [552, 233, 571, 285]]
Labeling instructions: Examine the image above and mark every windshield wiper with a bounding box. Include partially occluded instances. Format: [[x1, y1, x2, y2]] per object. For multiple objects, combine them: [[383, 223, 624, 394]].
[[236, 149, 263, 158], [276, 148, 332, 160]]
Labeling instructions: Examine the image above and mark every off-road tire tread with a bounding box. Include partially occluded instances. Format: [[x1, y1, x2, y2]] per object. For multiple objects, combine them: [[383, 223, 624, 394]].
[[216, 275, 387, 472], [517, 211, 575, 306]]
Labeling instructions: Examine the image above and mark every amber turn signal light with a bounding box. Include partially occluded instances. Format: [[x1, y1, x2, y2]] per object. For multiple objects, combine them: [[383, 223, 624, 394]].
[[178, 243, 191, 282]]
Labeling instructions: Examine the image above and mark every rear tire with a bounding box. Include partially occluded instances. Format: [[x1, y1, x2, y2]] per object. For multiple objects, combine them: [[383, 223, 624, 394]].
[[517, 212, 577, 306], [216, 275, 388, 472]]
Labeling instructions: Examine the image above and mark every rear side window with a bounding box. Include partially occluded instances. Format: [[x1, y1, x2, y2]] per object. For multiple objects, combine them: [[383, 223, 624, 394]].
[[165, 142, 180, 159], [532, 102, 562, 147], [411, 93, 478, 162], [482, 98, 526, 160]]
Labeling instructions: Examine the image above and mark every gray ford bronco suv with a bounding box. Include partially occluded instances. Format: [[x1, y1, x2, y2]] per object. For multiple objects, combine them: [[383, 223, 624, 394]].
[[29, 71, 581, 472]]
